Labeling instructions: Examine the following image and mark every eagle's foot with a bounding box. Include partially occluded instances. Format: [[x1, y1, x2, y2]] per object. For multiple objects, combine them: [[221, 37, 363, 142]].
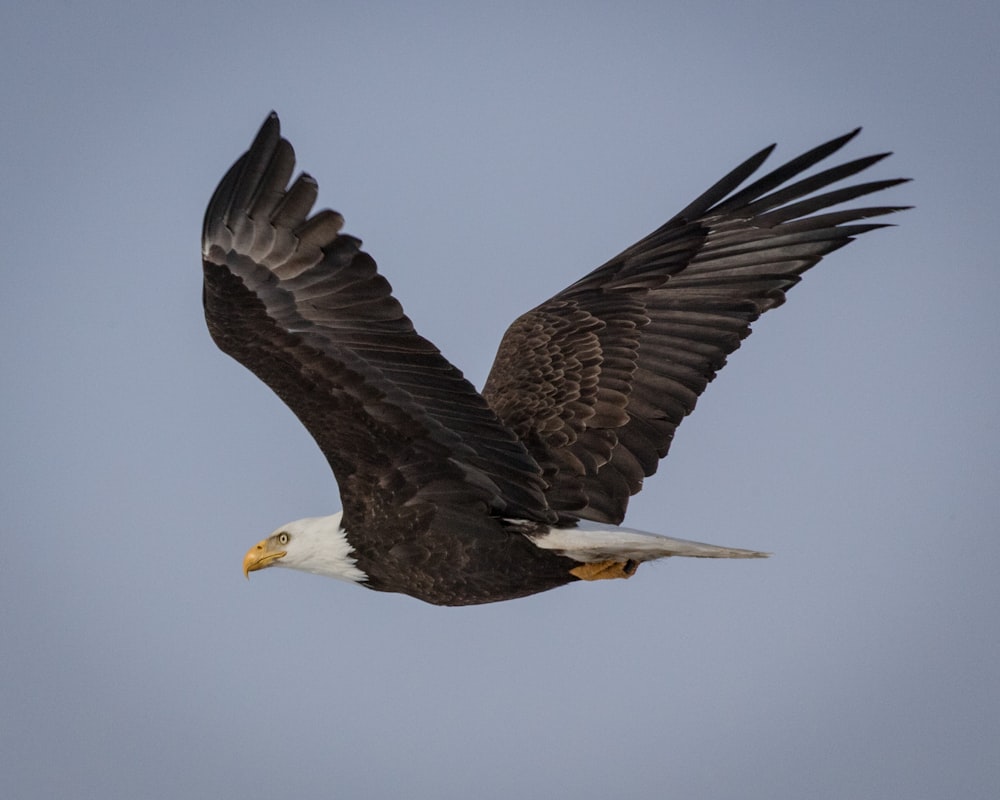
[[570, 559, 639, 581]]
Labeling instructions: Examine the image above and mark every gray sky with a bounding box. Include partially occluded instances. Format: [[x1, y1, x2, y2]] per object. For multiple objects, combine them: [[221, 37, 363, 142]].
[[3, 1, 998, 798]]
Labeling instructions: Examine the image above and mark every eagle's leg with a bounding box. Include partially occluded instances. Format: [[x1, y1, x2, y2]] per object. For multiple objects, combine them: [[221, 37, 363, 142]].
[[570, 559, 640, 581]]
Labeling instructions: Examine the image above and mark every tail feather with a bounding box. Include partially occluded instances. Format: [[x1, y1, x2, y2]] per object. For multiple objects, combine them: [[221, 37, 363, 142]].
[[528, 521, 769, 563]]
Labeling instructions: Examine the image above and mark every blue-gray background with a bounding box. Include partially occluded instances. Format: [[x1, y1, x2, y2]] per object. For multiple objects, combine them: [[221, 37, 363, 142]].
[[3, 2, 998, 798]]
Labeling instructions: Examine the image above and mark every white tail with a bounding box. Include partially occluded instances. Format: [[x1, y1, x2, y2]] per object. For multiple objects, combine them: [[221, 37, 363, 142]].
[[528, 521, 769, 563]]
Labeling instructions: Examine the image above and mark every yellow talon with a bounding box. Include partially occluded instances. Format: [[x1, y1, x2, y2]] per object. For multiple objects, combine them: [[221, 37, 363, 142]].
[[570, 559, 639, 581]]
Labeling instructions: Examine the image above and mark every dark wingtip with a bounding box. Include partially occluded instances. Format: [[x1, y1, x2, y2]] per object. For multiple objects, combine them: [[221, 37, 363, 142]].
[[837, 127, 862, 146], [257, 111, 280, 140], [264, 110, 280, 130]]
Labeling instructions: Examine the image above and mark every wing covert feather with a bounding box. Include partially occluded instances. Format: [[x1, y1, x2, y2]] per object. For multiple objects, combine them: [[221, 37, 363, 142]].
[[202, 114, 552, 525], [483, 130, 908, 523]]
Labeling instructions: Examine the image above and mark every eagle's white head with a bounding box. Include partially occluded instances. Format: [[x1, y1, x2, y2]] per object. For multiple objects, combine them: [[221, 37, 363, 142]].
[[242, 512, 367, 584]]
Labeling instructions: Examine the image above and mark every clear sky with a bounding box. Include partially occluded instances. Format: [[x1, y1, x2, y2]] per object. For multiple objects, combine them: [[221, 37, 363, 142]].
[[3, 2, 998, 798]]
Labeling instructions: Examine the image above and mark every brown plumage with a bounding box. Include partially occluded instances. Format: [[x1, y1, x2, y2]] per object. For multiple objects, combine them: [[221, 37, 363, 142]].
[[203, 113, 907, 605]]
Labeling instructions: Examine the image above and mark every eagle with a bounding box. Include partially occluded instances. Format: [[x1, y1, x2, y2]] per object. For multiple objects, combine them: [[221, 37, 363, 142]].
[[202, 113, 906, 606]]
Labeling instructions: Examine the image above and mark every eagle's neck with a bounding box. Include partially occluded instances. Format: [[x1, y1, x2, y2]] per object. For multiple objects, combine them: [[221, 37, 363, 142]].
[[280, 512, 367, 584]]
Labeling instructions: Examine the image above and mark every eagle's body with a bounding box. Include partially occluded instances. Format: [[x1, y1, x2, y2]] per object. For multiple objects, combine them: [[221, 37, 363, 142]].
[[203, 114, 906, 605]]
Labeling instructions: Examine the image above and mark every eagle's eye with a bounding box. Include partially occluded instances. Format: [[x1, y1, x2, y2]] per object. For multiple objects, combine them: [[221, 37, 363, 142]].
[[277, 532, 290, 546]]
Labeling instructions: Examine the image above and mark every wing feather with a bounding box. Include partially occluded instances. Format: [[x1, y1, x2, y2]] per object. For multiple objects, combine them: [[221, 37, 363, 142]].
[[202, 114, 552, 528], [483, 131, 909, 523]]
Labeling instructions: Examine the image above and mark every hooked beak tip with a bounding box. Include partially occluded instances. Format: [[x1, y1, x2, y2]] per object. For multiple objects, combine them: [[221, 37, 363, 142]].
[[242, 539, 285, 578]]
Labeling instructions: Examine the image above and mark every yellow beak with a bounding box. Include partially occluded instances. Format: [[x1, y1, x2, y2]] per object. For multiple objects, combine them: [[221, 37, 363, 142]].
[[242, 539, 287, 578]]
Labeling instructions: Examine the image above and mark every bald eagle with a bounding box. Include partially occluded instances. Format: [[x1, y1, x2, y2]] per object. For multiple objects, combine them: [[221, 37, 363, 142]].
[[202, 113, 906, 605]]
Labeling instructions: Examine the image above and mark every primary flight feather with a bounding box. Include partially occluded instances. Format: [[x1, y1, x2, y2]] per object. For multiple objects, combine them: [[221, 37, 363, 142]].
[[202, 113, 907, 606]]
